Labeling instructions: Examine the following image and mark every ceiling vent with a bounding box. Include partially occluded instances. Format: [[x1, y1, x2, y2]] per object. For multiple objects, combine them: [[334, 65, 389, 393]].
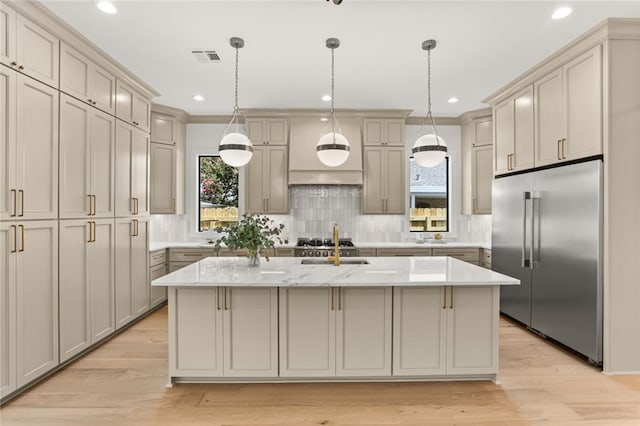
[[192, 50, 221, 63]]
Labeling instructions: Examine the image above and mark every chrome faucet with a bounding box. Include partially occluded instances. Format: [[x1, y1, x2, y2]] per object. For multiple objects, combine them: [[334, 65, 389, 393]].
[[327, 223, 340, 266]]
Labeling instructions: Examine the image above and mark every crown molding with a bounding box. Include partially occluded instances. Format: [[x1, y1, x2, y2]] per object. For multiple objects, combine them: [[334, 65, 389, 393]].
[[151, 103, 190, 122], [457, 107, 492, 124], [405, 116, 460, 126]]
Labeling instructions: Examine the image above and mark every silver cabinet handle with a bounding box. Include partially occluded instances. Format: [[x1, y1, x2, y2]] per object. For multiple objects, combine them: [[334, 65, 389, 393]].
[[522, 192, 531, 268]]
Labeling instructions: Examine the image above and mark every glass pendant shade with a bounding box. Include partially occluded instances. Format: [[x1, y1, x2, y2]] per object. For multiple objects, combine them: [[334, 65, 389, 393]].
[[412, 134, 447, 168], [317, 132, 350, 167], [219, 132, 253, 167]]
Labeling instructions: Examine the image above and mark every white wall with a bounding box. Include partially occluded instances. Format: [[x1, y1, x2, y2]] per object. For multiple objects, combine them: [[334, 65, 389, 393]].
[[150, 122, 491, 244]]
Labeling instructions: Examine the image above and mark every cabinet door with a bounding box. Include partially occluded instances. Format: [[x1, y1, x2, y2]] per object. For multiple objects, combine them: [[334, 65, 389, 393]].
[[363, 119, 384, 146], [513, 86, 534, 171], [336, 287, 392, 376], [392, 287, 446, 376], [59, 220, 91, 362], [385, 119, 405, 146], [245, 147, 265, 213], [446, 286, 498, 375], [279, 288, 335, 377], [493, 98, 513, 175], [384, 147, 405, 214], [115, 121, 134, 217], [114, 219, 133, 329], [150, 142, 174, 214], [60, 42, 91, 104], [266, 118, 288, 145], [90, 64, 116, 115], [265, 146, 288, 213], [170, 287, 223, 377], [90, 220, 115, 343], [474, 117, 492, 147], [90, 110, 115, 217], [0, 224, 16, 399], [150, 113, 175, 145], [246, 119, 266, 144], [472, 145, 493, 214], [223, 287, 278, 377], [363, 147, 384, 213], [149, 263, 167, 307], [115, 80, 134, 124], [132, 130, 149, 215], [132, 219, 149, 317], [16, 221, 58, 387], [534, 68, 564, 167], [564, 45, 602, 161], [0, 66, 16, 220], [132, 92, 150, 132], [15, 14, 58, 88], [0, 4, 16, 67], [15, 74, 58, 220]]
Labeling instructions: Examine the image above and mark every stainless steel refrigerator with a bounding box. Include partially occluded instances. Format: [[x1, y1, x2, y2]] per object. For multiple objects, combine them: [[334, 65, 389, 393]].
[[492, 159, 603, 364]]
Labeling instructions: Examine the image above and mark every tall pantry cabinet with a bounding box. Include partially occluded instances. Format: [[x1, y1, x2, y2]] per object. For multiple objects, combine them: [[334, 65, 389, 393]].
[[1, 0, 156, 403]]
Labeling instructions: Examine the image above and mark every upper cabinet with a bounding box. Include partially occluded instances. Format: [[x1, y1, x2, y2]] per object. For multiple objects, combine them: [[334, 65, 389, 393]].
[[150, 112, 176, 145], [493, 86, 534, 175], [363, 118, 404, 146], [1, 5, 59, 88], [363, 146, 405, 214], [149, 109, 186, 214], [59, 94, 115, 219], [245, 146, 289, 214], [461, 111, 494, 214], [246, 118, 288, 145], [116, 79, 151, 132], [60, 42, 116, 115], [1, 68, 58, 221], [115, 120, 150, 217], [534, 45, 602, 166]]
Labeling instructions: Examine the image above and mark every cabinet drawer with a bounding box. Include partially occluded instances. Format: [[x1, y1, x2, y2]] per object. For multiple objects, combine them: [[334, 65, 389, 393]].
[[168, 261, 193, 273], [169, 248, 213, 262], [149, 249, 166, 267], [274, 248, 295, 257], [357, 248, 377, 257], [432, 248, 480, 263], [376, 248, 432, 256], [150, 263, 167, 280]]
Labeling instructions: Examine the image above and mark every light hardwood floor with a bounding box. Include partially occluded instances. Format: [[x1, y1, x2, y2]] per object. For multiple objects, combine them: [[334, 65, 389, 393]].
[[1, 306, 639, 425]]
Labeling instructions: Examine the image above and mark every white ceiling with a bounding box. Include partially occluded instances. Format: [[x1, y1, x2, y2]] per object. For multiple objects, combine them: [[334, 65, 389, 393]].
[[41, 0, 640, 117]]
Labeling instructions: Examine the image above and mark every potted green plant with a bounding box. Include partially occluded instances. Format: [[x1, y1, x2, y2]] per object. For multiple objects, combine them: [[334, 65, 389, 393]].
[[213, 214, 287, 266]]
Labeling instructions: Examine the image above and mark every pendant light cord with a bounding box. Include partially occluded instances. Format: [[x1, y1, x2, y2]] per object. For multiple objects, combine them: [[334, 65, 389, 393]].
[[232, 45, 240, 130], [331, 45, 336, 142], [425, 47, 440, 145]]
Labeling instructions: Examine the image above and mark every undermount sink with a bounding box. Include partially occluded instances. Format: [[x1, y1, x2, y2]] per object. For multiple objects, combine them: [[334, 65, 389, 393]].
[[300, 259, 370, 265]]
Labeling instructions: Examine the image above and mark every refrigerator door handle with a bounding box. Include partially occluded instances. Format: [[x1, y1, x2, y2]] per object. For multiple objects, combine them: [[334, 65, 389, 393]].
[[530, 192, 538, 269], [522, 191, 531, 268]]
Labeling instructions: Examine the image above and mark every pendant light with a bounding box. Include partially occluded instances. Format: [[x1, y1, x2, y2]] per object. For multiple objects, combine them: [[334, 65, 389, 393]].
[[219, 37, 253, 168], [412, 39, 447, 168], [317, 38, 350, 167]]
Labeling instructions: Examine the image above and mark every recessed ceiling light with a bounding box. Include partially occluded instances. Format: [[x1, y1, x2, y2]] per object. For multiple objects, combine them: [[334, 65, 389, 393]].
[[552, 7, 572, 20], [97, 1, 117, 14], [447, 97, 459, 104], [321, 95, 332, 102], [320, 117, 329, 122], [193, 94, 204, 101]]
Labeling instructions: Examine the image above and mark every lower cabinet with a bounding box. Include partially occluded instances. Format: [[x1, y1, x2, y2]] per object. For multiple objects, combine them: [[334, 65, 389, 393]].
[[279, 287, 392, 377], [0, 221, 58, 399], [170, 287, 278, 378], [59, 219, 115, 362], [149, 249, 167, 307], [115, 217, 149, 329], [393, 286, 498, 377]]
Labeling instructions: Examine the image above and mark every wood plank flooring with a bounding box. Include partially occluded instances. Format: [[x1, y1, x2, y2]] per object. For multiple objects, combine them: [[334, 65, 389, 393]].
[[2, 306, 639, 425]]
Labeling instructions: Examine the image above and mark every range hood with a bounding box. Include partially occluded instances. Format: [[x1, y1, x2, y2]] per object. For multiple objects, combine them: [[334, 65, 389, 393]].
[[288, 116, 363, 185]]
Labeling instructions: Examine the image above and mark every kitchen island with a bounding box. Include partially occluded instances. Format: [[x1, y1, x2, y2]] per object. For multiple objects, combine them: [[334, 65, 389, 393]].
[[153, 256, 519, 384]]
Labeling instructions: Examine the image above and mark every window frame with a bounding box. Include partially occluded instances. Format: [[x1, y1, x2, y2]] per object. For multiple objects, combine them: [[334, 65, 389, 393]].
[[197, 155, 239, 232], [408, 156, 450, 233]]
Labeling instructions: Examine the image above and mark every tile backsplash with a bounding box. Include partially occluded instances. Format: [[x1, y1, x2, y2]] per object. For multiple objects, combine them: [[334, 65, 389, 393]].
[[150, 185, 491, 244]]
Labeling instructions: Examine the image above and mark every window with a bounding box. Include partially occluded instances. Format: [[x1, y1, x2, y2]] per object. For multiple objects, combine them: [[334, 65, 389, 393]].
[[409, 157, 449, 232], [198, 156, 239, 231]]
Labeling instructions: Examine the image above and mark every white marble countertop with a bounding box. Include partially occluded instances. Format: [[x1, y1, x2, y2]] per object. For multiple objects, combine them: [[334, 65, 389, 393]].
[[149, 241, 492, 252], [152, 256, 517, 288]]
